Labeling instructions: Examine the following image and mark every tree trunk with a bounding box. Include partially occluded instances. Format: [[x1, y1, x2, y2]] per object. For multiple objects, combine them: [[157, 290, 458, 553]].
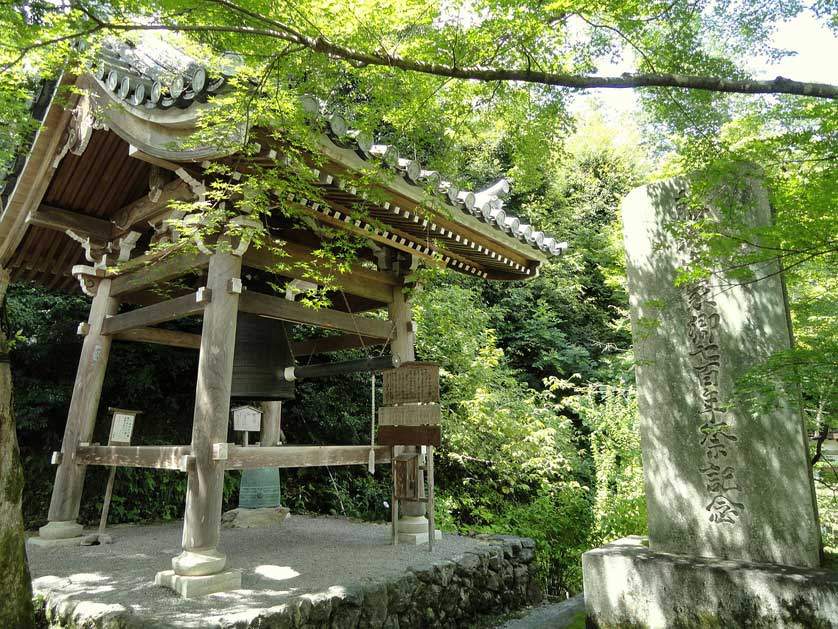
[[0, 271, 35, 629]]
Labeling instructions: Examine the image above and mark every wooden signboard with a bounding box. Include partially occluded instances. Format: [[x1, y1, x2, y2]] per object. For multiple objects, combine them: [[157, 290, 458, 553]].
[[85, 408, 141, 545], [108, 410, 136, 445], [233, 405, 262, 432], [378, 425, 441, 447]]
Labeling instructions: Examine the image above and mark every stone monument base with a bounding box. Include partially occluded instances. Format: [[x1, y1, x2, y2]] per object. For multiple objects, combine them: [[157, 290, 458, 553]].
[[583, 536, 838, 628], [221, 506, 290, 529], [155, 569, 242, 598]]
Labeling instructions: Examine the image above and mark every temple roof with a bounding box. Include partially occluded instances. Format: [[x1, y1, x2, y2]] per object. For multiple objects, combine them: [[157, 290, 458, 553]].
[[0, 38, 566, 292]]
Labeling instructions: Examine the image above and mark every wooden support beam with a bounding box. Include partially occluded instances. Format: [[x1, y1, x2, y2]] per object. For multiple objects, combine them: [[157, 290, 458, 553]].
[[75, 445, 192, 471], [178, 250, 242, 572], [224, 445, 392, 470], [46, 279, 119, 529], [112, 326, 385, 357], [112, 326, 202, 349], [244, 242, 395, 304], [239, 290, 394, 339], [27, 205, 113, 242], [102, 289, 210, 336], [111, 180, 194, 234], [291, 333, 386, 357], [109, 249, 209, 297]]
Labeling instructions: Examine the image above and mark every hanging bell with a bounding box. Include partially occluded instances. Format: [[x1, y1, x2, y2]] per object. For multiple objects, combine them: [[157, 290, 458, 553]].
[[231, 312, 296, 400]]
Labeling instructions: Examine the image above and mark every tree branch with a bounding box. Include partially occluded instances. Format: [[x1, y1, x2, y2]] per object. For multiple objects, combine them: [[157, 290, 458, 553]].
[[29, 8, 838, 100]]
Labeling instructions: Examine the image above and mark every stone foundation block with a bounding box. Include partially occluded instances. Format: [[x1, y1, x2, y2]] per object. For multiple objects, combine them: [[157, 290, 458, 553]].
[[221, 506, 290, 529], [583, 536, 838, 628], [27, 535, 83, 548], [155, 569, 242, 598]]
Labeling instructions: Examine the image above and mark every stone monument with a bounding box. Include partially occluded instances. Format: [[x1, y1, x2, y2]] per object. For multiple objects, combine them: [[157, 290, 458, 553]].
[[582, 173, 838, 627]]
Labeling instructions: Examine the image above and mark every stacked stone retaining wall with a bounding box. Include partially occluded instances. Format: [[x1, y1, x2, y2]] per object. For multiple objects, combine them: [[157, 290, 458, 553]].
[[34, 534, 543, 628]]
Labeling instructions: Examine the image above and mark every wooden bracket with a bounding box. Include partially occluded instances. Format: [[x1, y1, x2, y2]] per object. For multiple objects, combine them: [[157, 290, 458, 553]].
[[228, 215, 262, 256], [227, 278, 243, 294], [71, 264, 106, 297], [51, 451, 63, 465], [179, 454, 196, 473], [77, 322, 90, 336], [195, 287, 212, 304]]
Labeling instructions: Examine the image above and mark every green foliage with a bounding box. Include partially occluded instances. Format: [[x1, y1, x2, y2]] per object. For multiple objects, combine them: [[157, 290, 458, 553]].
[[4, 0, 835, 605], [561, 381, 646, 545]]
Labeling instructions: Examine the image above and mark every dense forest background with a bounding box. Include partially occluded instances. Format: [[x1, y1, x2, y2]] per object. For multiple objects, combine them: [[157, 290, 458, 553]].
[[9, 106, 835, 597]]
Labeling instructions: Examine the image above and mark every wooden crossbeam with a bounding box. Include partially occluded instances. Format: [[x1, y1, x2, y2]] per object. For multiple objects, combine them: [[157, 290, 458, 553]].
[[112, 325, 386, 358], [224, 445, 392, 470], [102, 289, 211, 336], [27, 205, 113, 242], [113, 326, 201, 349], [75, 445, 192, 471], [244, 242, 395, 304], [109, 249, 209, 297], [239, 290, 394, 339], [291, 333, 386, 357]]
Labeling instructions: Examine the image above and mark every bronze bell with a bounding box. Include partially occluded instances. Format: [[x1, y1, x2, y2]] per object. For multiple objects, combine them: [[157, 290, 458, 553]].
[[231, 312, 295, 400]]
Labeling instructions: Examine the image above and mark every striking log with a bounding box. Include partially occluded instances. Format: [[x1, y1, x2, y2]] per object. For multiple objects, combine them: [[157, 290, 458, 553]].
[[75, 445, 192, 471], [283, 354, 400, 381], [224, 445, 392, 470]]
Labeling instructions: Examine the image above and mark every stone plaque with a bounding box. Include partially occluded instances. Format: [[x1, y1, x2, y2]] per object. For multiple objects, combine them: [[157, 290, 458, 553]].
[[239, 468, 281, 509], [622, 174, 820, 568]]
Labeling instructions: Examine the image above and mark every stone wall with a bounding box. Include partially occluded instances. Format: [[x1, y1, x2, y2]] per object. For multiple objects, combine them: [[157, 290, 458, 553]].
[[33, 535, 543, 628]]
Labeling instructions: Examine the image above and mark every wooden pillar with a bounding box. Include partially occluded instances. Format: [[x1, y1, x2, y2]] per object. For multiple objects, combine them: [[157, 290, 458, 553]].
[[40, 276, 118, 540], [260, 401, 282, 447], [173, 251, 242, 577], [388, 280, 428, 529]]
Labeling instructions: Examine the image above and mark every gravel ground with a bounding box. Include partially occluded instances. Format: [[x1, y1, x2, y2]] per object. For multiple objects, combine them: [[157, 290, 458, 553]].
[[27, 515, 485, 627]]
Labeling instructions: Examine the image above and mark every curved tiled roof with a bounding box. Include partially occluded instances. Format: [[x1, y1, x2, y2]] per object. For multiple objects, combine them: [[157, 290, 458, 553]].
[[88, 38, 567, 259]]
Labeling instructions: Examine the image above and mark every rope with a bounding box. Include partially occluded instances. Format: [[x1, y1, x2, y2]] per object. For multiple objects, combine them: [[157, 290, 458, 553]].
[[369, 372, 376, 474]]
